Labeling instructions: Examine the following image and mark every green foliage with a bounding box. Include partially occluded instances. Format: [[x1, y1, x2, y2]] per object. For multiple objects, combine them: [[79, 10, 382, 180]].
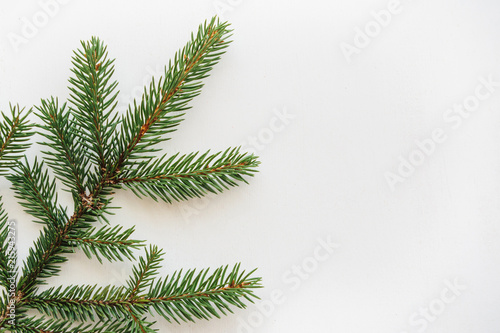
[[0, 105, 34, 176], [64, 225, 143, 264], [7, 158, 67, 229], [68, 37, 120, 174], [0, 16, 260, 332], [23, 261, 260, 326], [127, 245, 164, 298], [36, 97, 88, 195], [120, 147, 259, 203], [0, 202, 13, 290], [116, 18, 232, 166], [148, 263, 261, 324]]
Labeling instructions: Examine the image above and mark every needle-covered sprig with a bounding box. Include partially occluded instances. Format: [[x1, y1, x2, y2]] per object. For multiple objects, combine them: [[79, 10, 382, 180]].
[[23, 261, 260, 325], [0, 16, 260, 333], [68, 37, 120, 174], [0, 105, 34, 176], [0, 201, 14, 291], [7, 158, 68, 230], [118, 147, 259, 203], [115, 17, 233, 166], [36, 97, 89, 195], [64, 225, 144, 264]]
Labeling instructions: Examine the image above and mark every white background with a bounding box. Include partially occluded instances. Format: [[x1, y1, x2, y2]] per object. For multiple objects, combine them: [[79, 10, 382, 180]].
[[1, 0, 500, 332]]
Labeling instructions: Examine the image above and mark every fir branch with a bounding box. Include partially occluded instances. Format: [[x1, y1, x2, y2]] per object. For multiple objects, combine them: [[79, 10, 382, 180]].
[[115, 17, 232, 166], [15, 17, 237, 302], [36, 97, 88, 195], [17, 189, 116, 297], [148, 263, 261, 323], [63, 225, 143, 264], [127, 245, 164, 298], [22, 264, 261, 324], [0, 105, 34, 175], [16, 169, 116, 298], [8, 316, 74, 333], [68, 37, 119, 174], [118, 148, 259, 203], [7, 158, 67, 229], [16, 171, 118, 297], [18, 226, 73, 296], [24, 284, 132, 322], [121, 310, 158, 333], [0, 16, 261, 332]]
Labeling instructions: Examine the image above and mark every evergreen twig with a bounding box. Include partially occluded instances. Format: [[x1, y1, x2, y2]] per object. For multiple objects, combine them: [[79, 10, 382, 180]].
[[0, 16, 261, 332]]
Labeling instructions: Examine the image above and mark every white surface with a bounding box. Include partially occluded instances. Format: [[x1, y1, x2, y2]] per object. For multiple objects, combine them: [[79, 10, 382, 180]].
[[1, 0, 500, 332]]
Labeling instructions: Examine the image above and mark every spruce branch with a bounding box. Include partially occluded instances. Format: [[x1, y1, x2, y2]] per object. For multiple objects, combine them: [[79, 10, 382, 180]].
[[7, 158, 67, 230], [68, 37, 119, 174], [0, 201, 14, 290], [0, 105, 34, 175], [22, 263, 260, 324], [121, 312, 157, 333], [7, 316, 76, 333], [16, 167, 116, 298], [148, 263, 261, 324], [118, 148, 259, 203], [127, 245, 164, 298], [24, 284, 132, 322], [0, 16, 261, 332], [14, 18, 237, 298], [115, 17, 232, 166], [36, 97, 88, 195], [16, 186, 116, 297], [18, 226, 73, 296], [64, 225, 143, 263]]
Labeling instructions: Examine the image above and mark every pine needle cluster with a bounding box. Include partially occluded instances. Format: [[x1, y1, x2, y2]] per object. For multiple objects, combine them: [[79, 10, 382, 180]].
[[0, 17, 261, 333]]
